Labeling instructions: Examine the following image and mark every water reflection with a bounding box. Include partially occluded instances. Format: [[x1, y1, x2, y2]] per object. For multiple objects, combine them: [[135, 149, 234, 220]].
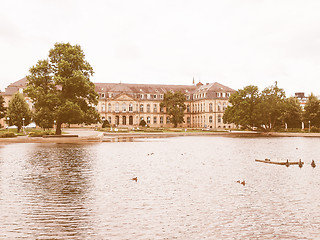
[[0, 137, 320, 239]]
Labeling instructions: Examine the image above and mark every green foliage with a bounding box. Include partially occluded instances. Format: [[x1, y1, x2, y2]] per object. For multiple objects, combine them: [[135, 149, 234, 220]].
[[139, 119, 147, 127], [303, 94, 320, 127], [160, 91, 186, 127], [223, 85, 261, 129], [25, 42, 100, 134], [6, 93, 32, 132], [0, 132, 16, 138], [0, 95, 6, 119], [259, 83, 286, 130], [224, 83, 289, 131], [281, 97, 303, 128], [28, 130, 55, 137]]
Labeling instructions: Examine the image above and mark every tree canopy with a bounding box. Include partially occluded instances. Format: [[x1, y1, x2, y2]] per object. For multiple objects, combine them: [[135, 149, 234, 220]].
[[0, 95, 6, 120], [25, 42, 100, 134], [303, 93, 320, 127], [160, 91, 186, 127], [224, 83, 301, 131], [6, 93, 32, 132]]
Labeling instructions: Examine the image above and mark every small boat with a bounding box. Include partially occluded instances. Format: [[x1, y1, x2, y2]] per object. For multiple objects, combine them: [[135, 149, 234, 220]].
[[255, 158, 304, 166]]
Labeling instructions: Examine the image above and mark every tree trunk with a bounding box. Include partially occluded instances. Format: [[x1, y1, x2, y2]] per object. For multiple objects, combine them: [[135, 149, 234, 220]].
[[56, 122, 62, 135]]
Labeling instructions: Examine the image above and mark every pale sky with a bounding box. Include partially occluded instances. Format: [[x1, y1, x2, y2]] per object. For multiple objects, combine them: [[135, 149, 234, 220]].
[[1, 0, 320, 96]]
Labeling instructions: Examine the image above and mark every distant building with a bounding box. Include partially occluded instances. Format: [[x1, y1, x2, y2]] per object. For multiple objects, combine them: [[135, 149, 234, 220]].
[[1, 78, 236, 129], [294, 92, 308, 110]]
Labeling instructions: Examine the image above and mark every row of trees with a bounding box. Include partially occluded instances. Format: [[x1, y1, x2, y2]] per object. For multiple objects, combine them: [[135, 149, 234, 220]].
[[223, 83, 316, 131]]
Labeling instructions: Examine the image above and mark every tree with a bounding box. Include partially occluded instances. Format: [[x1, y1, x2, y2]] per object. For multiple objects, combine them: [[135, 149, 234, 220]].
[[0, 95, 6, 120], [160, 91, 186, 127], [281, 97, 303, 128], [6, 93, 32, 132], [258, 83, 286, 130], [303, 93, 320, 127], [25, 42, 100, 134], [223, 85, 261, 129]]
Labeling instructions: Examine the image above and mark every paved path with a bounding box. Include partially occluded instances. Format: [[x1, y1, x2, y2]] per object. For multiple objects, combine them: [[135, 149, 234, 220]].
[[63, 128, 104, 138]]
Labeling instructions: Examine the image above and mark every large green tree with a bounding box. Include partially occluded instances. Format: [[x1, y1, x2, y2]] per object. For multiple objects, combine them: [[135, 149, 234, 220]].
[[223, 85, 261, 129], [258, 83, 286, 130], [6, 93, 32, 132], [160, 91, 186, 127], [0, 95, 6, 120], [303, 93, 320, 127], [25, 42, 100, 134], [281, 97, 303, 128]]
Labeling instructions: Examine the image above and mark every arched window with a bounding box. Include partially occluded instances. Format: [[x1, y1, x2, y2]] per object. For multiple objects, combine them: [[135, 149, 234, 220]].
[[140, 104, 144, 112], [101, 104, 105, 112], [129, 103, 133, 112], [218, 114, 222, 123], [209, 116, 213, 123], [115, 102, 119, 112], [209, 103, 213, 112], [217, 103, 221, 112], [153, 104, 157, 112], [147, 104, 151, 113], [108, 103, 112, 112], [187, 104, 190, 112], [122, 103, 126, 112]]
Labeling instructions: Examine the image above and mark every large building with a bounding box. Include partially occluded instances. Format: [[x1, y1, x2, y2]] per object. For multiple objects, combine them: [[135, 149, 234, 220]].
[[1, 78, 236, 129]]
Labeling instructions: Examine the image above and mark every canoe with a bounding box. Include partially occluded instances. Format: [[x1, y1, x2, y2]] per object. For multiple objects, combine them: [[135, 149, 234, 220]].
[[255, 159, 304, 165]]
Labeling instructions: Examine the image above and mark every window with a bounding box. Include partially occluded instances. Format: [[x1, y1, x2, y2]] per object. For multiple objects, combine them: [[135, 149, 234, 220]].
[[160, 94, 164, 99], [153, 94, 157, 99], [153, 117, 157, 124], [109, 93, 113, 98], [209, 103, 213, 112], [101, 104, 105, 112], [166, 116, 170, 123], [101, 93, 105, 98], [186, 95, 190, 100], [218, 114, 222, 123], [153, 104, 157, 112], [227, 92, 231, 97], [140, 104, 144, 112], [122, 103, 126, 112], [140, 94, 144, 99], [147, 94, 151, 99], [147, 116, 151, 124], [108, 116, 111, 124], [223, 103, 226, 111], [160, 107, 164, 113], [147, 104, 151, 113], [160, 116, 164, 124], [187, 117, 191, 124], [217, 103, 221, 112], [187, 104, 190, 112], [108, 103, 112, 112], [129, 103, 133, 112], [209, 116, 213, 123], [115, 103, 119, 112], [222, 92, 226, 98], [217, 92, 221, 97]]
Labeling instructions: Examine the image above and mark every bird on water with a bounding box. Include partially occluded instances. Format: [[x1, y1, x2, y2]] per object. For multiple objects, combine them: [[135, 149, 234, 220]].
[[131, 177, 138, 182]]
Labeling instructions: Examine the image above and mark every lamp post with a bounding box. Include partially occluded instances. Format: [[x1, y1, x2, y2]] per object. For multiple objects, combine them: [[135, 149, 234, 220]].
[[102, 117, 105, 128], [309, 120, 311, 133], [22, 117, 25, 133]]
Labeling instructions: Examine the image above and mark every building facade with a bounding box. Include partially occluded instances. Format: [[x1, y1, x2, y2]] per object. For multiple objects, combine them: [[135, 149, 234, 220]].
[[1, 78, 236, 129]]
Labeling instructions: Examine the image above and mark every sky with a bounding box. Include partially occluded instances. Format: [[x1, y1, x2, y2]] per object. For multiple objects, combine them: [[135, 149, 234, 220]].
[[1, 0, 320, 96]]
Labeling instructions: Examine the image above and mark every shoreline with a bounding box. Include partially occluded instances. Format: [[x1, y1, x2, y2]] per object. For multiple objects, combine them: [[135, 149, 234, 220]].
[[1, 130, 320, 144]]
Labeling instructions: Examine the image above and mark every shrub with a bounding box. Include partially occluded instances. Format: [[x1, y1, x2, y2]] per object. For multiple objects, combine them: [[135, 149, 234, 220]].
[[102, 120, 110, 128], [139, 120, 147, 127], [310, 126, 320, 133], [0, 132, 16, 138], [29, 130, 55, 137]]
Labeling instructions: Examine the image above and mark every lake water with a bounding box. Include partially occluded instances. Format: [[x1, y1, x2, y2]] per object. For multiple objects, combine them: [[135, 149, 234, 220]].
[[0, 136, 319, 239]]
